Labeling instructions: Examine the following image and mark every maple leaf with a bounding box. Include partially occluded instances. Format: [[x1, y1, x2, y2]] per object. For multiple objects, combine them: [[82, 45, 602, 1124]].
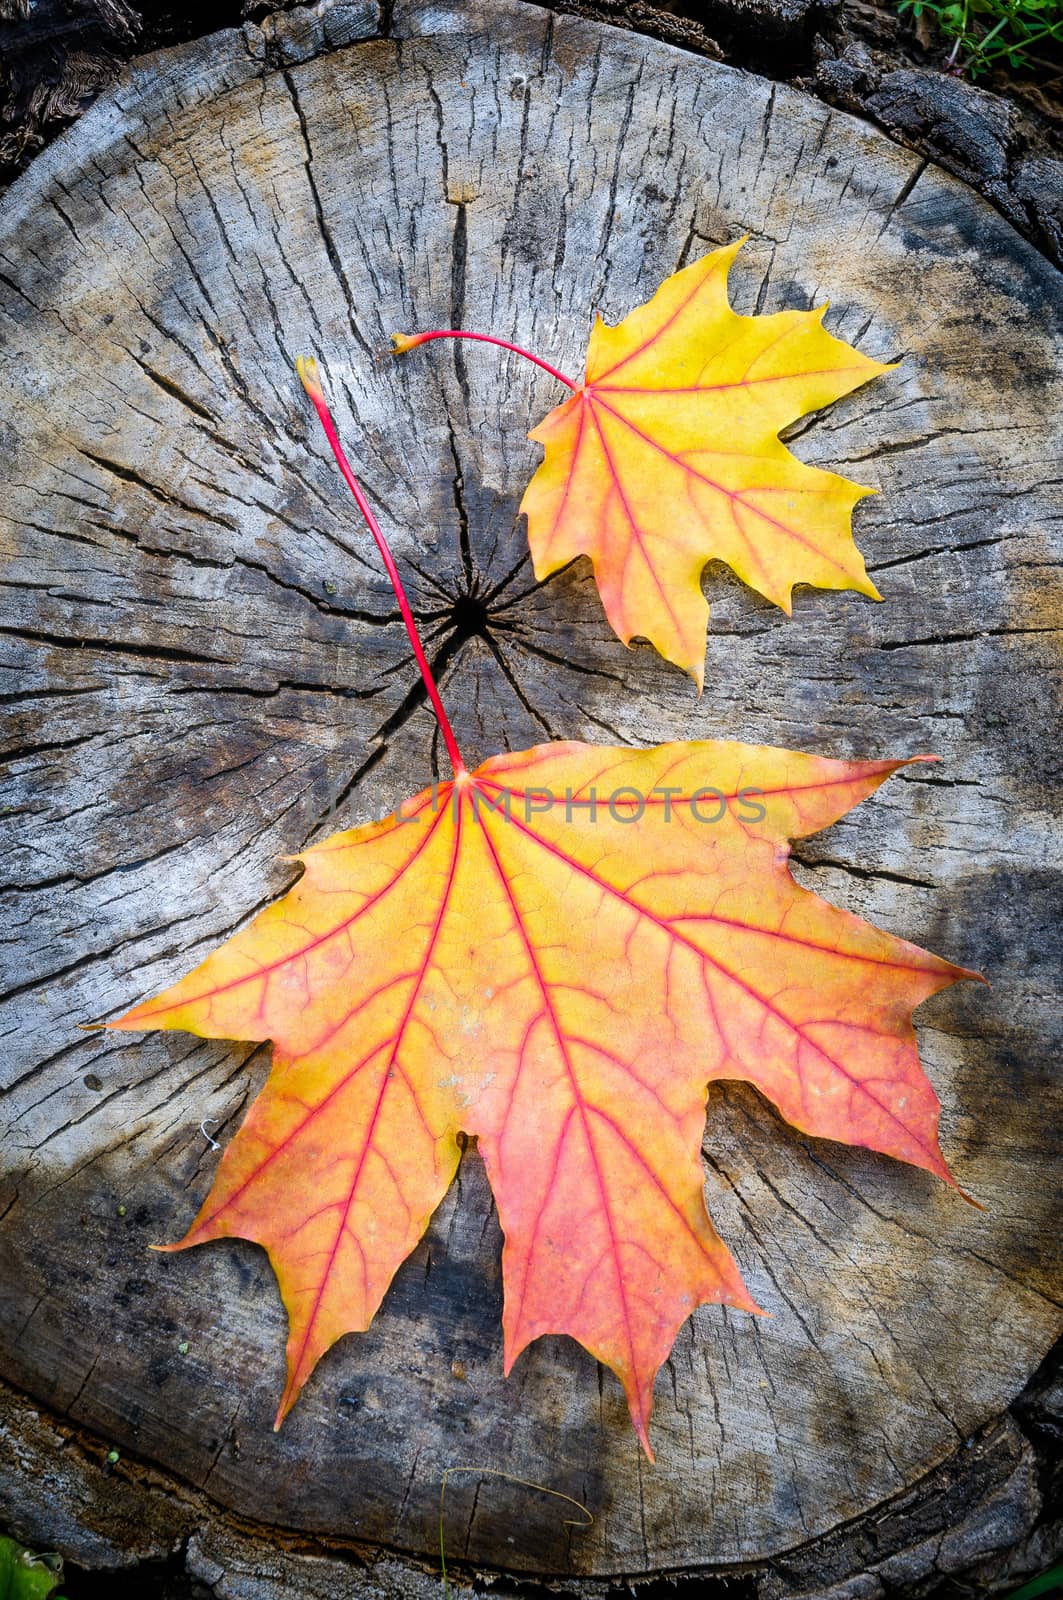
[[395, 239, 891, 688], [104, 360, 977, 1457], [112, 740, 974, 1455]]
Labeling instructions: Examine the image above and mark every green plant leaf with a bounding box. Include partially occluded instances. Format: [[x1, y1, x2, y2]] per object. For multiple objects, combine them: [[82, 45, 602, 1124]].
[[0, 1538, 65, 1600]]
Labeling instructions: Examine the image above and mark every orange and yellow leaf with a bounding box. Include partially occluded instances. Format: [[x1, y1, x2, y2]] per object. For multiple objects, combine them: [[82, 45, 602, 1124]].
[[521, 240, 891, 687], [111, 740, 976, 1455]]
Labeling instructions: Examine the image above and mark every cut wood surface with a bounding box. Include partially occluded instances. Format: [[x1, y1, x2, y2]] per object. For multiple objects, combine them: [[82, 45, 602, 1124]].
[[0, 0, 1060, 1585]]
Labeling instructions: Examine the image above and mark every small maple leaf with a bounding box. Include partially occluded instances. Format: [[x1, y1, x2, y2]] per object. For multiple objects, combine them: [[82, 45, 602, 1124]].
[[396, 240, 891, 688], [111, 743, 975, 1454], [104, 359, 977, 1458]]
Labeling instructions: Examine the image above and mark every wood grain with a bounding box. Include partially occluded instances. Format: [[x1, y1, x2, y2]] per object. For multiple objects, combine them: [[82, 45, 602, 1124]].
[[0, 0, 1060, 1582]]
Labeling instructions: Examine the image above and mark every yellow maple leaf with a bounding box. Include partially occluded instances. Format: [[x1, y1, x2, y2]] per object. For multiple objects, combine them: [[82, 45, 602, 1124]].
[[397, 240, 891, 688]]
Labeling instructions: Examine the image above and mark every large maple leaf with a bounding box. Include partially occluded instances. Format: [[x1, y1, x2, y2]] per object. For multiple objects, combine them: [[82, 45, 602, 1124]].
[[112, 742, 974, 1453], [397, 240, 889, 688], [105, 359, 976, 1457]]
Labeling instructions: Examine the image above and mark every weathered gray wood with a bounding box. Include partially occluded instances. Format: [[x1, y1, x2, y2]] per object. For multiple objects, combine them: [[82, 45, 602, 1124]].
[[0, 1378, 1048, 1598], [0, 0, 1060, 1586]]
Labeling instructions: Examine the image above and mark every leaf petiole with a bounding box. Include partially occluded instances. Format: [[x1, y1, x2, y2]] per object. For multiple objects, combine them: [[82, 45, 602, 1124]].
[[296, 355, 467, 777], [391, 328, 578, 392]]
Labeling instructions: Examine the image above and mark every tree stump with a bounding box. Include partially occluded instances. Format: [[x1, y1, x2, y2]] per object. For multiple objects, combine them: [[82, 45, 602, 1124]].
[[1, 0, 1060, 1591]]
